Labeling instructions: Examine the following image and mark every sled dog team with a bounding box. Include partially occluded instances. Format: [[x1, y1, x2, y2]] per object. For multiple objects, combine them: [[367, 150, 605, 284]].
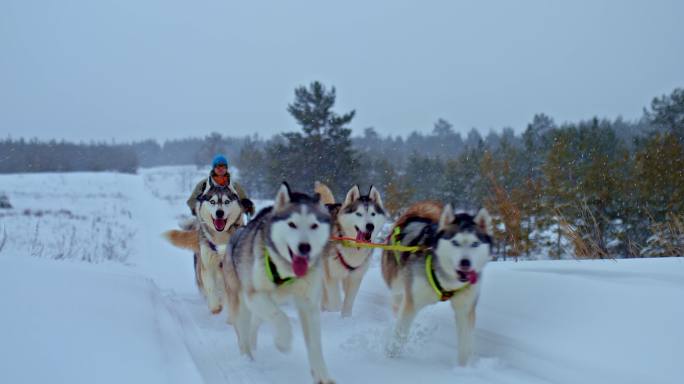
[[166, 175, 493, 384]]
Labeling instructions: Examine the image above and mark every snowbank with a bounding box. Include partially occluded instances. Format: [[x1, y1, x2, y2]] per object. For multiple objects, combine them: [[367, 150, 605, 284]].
[[0, 257, 202, 384], [1, 168, 682, 384]]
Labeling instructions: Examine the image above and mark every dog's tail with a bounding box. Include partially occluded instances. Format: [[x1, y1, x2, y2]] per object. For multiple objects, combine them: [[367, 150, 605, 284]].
[[315, 181, 336, 205], [381, 250, 399, 287], [394, 200, 444, 229], [163, 229, 200, 253]]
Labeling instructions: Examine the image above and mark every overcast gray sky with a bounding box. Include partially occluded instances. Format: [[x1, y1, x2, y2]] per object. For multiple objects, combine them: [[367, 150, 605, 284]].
[[1, 0, 683, 142]]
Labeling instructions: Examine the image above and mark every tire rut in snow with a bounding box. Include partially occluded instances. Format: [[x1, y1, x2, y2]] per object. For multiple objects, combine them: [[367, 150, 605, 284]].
[[163, 293, 263, 384]]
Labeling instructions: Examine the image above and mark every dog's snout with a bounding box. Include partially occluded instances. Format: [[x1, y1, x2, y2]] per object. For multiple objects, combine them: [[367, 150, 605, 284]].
[[298, 243, 311, 255], [365, 223, 375, 233], [216, 209, 224, 218], [460, 258, 471, 269]]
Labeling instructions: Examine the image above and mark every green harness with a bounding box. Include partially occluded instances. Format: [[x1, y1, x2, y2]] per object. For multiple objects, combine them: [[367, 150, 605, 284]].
[[425, 253, 470, 301], [263, 247, 296, 286], [391, 226, 470, 301]]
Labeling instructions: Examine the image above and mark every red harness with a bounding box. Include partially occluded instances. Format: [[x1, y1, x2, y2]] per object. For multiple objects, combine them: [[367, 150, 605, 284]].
[[335, 249, 359, 271]]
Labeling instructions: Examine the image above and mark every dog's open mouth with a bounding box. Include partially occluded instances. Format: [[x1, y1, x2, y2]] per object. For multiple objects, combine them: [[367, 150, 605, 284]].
[[457, 269, 479, 284], [213, 217, 227, 231], [354, 227, 373, 242], [288, 247, 309, 277]]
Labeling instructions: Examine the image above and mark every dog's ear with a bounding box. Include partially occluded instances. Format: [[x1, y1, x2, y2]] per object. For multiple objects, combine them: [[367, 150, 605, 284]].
[[274, 183, 291, 212], [314, 181, 336, 205], [474, 207, 493, 236], [282, 181, 292, 196], [368, 185, 384, 208], [313, 192, 321, 204], [326, 203, 342, 220], [438, 203, 455, 231], [343, 185, 361, 207]]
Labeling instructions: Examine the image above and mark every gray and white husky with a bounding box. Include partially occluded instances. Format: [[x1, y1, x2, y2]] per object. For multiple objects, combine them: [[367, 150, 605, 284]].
[[223, 183, 335, 384], [165, 177, 244, 314], [381, 201, 493, 366], [316, 182, 388, 317]]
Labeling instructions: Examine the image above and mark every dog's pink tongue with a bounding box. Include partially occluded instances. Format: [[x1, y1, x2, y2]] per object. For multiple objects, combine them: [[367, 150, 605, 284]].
[[467, 270, 479, 284], [292, 256, 309, 277], [213, 218, 227, 231], [356, 231, 367, 242]]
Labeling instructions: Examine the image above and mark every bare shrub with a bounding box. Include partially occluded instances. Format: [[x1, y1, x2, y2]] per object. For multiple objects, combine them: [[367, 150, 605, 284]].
[[485, 174, 525, 259], [558, 202, 610, 259], [642, 213, 684, 257]]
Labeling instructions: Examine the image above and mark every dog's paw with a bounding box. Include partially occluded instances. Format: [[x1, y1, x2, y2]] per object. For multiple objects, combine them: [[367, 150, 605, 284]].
[[323, 300, 342, 312], [340, 305, 353, 318], [239, 344, 254, 361], [274, 320, 293, 353], [385, 346, 400, 358], [249, 328, 258, 351], [311, 369, 335, 384], [384, 337, 404, 358]]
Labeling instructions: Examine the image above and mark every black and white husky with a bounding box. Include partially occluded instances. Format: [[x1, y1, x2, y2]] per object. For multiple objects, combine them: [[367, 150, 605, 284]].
[[223, 183, 335, 384], [316, 182, 388, 317], [381, 201, 493, 366], [164, 177, 244, 314]]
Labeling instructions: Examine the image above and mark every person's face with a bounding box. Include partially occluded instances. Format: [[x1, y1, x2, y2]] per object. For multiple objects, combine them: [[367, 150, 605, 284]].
[[214, 164, 227, 176]]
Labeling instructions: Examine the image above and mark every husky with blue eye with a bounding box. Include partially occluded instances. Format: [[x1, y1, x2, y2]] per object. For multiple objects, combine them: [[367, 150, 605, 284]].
[[315, 182, 388, 317], [164, 177, 244, 315], [381, 201, 493, 366], [223, 182, 335, 384]]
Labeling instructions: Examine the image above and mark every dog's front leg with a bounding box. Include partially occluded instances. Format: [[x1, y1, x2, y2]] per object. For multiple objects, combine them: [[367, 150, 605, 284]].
[[451, 295, 476, 366], [386, 298, 417, 357], [390, 291, 403, 315], [246, 291, 292, 353], [322, 271, 342, 312], [249, 314, 261, 352], [223, 294, 233, 325], [294, 295, 334, 384], [234, 299, 253, 359], [340, 265, 367, 317]]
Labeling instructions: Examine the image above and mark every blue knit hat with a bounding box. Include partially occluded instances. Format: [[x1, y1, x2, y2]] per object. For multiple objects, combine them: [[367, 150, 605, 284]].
[[212, 154, 228, 168]]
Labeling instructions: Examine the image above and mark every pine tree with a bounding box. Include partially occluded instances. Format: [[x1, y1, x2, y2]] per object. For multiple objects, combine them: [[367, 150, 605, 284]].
[[542, 130, 576, 258], [380, 161, 414, 218], [522, 113, 555, 181], [266, 81, 358, 195], [633, 132, 684, 256], [404, 153, 445, 201], [195, 132, 227, 168], [236, 137, 268, 198], [634, 132, 684, 220], [645, 88, 684, 141]]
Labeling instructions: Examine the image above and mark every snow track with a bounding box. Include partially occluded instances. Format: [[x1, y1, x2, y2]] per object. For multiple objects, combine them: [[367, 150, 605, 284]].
[[1, 168, 682, 384]]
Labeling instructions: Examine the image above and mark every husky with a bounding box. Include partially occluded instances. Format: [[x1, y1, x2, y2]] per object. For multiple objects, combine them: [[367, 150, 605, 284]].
[[164, 177, 245, 314], [316, 182, 388, 317], [223, 183, 335, 384], [381, 201, 493, 366]]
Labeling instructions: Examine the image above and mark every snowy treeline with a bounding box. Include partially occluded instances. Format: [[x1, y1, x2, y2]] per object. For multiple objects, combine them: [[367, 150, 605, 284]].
[[234, 85, 684, 259], [1, 85, 682, 259]]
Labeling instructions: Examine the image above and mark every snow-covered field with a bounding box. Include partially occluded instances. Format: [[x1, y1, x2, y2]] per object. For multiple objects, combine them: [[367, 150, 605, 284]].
[[0, 167, 682, 384]]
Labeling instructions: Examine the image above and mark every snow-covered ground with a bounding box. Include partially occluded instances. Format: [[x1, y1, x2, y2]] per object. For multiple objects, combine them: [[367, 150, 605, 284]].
[[0, 167, 682, 384]]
